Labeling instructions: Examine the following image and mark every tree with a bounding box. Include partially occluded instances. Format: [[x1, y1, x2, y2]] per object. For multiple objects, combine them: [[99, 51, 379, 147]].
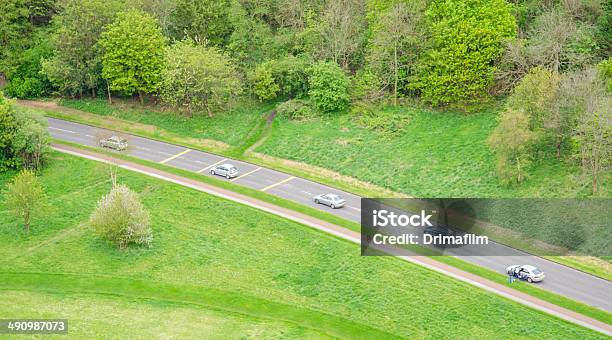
[[417, 0, 516, 106], [567, 67, 611, 194], [315, 0, 367, 70], [366, 0, 427, 106], [308, 61, 350, 113], [159, 41, 242, 117], [527, 7, 597, 74], [5, 169, 45, 232], [249, 63, 280, 101], [0, 92, 49, 171], [168, 0, 232, 45], [41, 0, 122, 97], [99, 9, 166, 105], [12, 109, 51, 169], [90, 184, 152, 249], [488, 108, 536, 184]]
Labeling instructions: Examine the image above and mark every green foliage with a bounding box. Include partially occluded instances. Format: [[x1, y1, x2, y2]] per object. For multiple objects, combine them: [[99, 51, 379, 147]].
[[267, 56, 311, 99], [308, 61, 350, 113], [276, 99, 316, 120], [4, 169, 45, 232], [249, 63, 280, 101], [0, 0, 30, 65], [507, 67, 560, 131], [418, 0, 517, 106], [0, 93, 19, 171], [41, 0, 122, 97], [4, 28, 54, 98], [12, 108, 51, 170], [159, 40, 242, 116], [352, 104, 411, 135], [99, 9, 166, 102], [89, 184, 152, 249], [169, 0, 232, 46], [227, 0, 277, 67], [0, 92, 49, 171], [488, 108, 536, 184], [599, 57, 612, 91]]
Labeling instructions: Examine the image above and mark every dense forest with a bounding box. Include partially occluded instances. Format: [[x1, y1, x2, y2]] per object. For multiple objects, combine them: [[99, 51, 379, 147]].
[[0, 0, 610, 192]]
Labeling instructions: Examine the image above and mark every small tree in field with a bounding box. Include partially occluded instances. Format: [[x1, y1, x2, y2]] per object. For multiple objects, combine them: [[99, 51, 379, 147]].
[[89, 184, 152, 249], [5, 169, 45, 232]]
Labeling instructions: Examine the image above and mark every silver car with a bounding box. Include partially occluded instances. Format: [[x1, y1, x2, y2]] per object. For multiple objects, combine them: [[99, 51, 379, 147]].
[[99, 136, 128, 150], [210, 163, 239, 179], [506, 265, 545, 283], [314, 194, 346, 209]]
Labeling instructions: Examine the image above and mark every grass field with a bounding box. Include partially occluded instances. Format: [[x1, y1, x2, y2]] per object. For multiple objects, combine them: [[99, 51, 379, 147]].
[[0, 152, 605, 338]]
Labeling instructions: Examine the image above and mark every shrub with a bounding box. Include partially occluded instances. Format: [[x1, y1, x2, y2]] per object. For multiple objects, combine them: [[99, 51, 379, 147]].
[[308, 61, 351, 113], [352, 104, 411, 135], [90, 184, 152, 249], [5, 169, 45, 232], [270, 56, 310, 98], [248, 63, 279, 101], [276, 99, 317, 121], [0, 92, 50, 171]]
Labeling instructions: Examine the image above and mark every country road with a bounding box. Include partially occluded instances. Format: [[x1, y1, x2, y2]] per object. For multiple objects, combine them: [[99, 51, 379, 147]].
[[47, 117, 612, 313]]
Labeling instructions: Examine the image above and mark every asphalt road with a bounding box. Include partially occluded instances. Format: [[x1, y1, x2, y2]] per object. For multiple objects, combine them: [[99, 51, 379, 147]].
[[47, 117, 612, 313]]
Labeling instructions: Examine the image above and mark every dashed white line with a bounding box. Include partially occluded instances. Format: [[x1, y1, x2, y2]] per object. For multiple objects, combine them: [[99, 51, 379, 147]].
[[49, 127, 76, 134]]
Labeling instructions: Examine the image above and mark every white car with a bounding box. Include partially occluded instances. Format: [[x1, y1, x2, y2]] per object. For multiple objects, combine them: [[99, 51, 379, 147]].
[[506, 265, 545, 283], [314, 194, 346, 209], [99, 136, 128, 151], [210, 163, 239, 179]]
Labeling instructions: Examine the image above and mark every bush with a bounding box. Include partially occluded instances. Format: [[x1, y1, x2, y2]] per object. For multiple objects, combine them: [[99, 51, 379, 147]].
[[270, 56, 310, 98], [276, 99, 317, 121], [352, 104, 411, 135], [308, 61, 351, 113], [90, 184, 152, 249], [0, 92, 50, 171], [248, 63, 279, 101]]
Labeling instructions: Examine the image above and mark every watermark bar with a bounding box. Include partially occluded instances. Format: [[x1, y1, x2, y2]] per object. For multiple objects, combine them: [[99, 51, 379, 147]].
[[0, 319, 68, 334]]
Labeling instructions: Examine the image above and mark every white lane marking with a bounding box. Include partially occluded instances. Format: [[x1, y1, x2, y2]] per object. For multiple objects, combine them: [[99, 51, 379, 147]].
[[159, 149, 192, 164], [231, 167, 262, 182], [85, 134, 94, 138], [194, 160, 207, 165], [197, 158, 227, 173], [49, 127, 76, 134], [347, 206, 361, 212], [261, 176, 295, 192], [135, 146, 150, 151], [157, 151, 172, 156]]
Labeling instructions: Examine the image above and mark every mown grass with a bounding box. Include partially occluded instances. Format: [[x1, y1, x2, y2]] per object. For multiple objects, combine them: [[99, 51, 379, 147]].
[[0, 290, 322, 338], [0, 152, 604, 338]]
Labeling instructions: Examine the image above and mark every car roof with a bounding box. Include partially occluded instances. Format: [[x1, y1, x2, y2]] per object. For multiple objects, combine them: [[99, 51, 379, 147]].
[[522, 265, 538, 271], [327, 194, 341, 199], [219, 163, 236, 168]]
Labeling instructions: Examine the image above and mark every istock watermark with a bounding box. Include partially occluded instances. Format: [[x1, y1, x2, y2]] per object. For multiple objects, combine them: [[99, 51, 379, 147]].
[[360, 198, 611, 257]]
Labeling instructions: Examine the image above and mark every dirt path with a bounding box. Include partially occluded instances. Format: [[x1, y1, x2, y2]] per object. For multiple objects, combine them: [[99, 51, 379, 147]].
[[51, 143, 612, 336]]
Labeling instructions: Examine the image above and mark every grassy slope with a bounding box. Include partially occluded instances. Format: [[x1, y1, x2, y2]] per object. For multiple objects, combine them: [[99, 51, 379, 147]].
[[0, 291, 321, 338], [0, 152, 603, 338]]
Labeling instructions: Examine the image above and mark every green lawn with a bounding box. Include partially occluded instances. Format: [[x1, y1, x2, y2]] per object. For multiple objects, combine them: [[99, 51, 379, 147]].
[[0, 290, 321, 338], [0, 152, 604, 338]]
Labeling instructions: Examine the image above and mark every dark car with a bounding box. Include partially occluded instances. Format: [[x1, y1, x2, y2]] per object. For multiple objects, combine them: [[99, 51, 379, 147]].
[[423, 226, 456, 237]]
